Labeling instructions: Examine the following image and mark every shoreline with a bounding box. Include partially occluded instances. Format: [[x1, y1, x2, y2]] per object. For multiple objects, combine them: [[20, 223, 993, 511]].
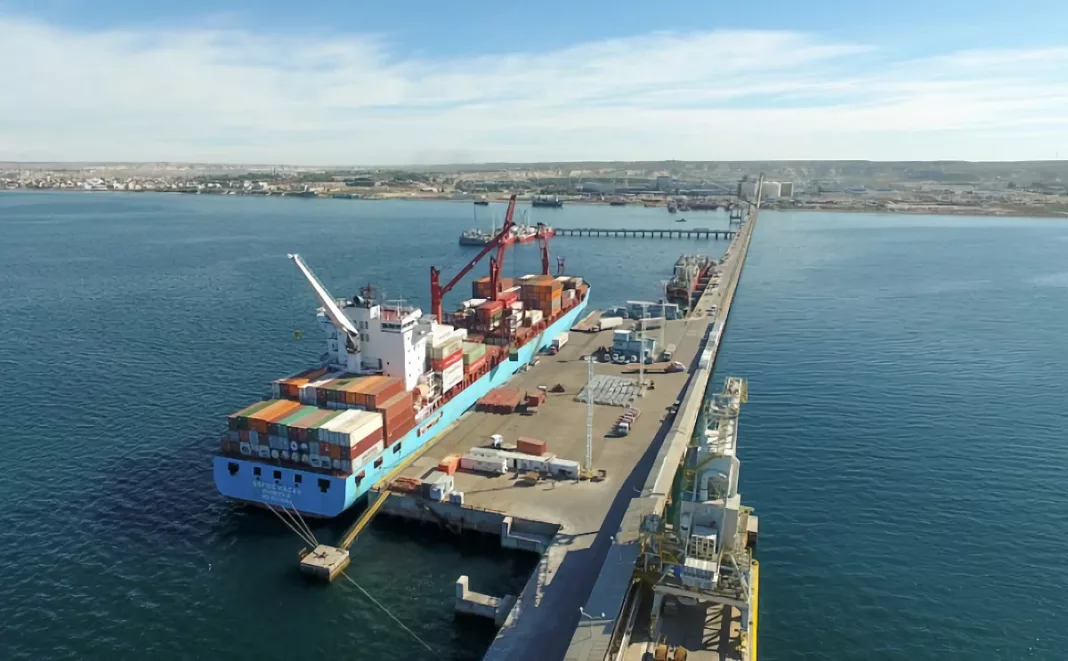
[[4, 188, 1067, 219]]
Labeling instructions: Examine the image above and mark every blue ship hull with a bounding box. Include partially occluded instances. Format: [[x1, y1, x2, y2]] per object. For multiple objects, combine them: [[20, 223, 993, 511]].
[[213, 297, 589, 518]]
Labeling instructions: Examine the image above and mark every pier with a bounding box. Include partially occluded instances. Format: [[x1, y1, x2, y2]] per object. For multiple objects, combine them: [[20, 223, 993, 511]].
[[359, 199, 759, 660], [295, 185, 761, 659], [554, 227, 735, 240]]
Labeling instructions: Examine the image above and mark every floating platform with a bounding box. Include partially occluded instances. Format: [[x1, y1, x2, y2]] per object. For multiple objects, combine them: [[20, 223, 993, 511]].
[[298, 545, 350, 582]]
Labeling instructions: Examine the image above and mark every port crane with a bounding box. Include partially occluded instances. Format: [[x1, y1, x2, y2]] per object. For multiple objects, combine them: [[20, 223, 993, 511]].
[[430, 195, 555, 322]]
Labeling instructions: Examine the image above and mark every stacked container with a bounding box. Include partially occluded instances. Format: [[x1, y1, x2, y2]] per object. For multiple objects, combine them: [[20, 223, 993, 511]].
[[472, 276, 514, 299], [296, 373, 405, 411], [519, 275, 563, 318], [377, 389, 416, 445], [476, 300, 505, 330], [271, 367, 330, 400], [462, 341, 488, 376], [319, 409, 385, 472]]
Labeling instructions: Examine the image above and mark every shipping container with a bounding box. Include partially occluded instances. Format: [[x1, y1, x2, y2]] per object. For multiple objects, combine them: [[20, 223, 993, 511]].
[[376, 389, 414, 421], [437, 455, 460, 475], [320, 409, 383, 448], [517, 437, 547, 456], [248, 399, 303, 434], [430, 349, 463, 372]]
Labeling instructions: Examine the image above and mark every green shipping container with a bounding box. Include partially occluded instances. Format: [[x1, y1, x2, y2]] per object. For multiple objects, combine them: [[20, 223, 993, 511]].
[[277, 406, 319, 436]]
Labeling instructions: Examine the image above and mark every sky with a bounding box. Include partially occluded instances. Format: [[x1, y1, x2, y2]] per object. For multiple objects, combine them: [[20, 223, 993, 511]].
[[2, 0, 1068, 164]]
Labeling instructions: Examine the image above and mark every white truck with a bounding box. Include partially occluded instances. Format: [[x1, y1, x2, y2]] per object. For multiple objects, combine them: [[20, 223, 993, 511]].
[[548, 332, 569, 355], [596, 317, 624, 332]]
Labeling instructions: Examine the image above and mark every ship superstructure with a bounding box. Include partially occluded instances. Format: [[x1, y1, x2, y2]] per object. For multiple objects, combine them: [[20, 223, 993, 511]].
[[214, 196, 589, 517], [665, 254, 717, 313]]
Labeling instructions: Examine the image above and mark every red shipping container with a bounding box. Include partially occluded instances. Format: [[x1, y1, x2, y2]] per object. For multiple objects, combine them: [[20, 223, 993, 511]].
[[346, 427, 384, 460], [384, 413, 415, 445], [377, 390, 414, 420], [517, 437, 547, 456], [431, 350, 463, 372], [498, 290, 520, 306]]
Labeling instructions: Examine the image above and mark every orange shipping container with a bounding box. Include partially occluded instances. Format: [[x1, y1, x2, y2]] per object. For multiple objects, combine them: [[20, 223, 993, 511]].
[[437, 455, 460, 475], [517, 437, 547, 456], [247, 400, 302, 434]]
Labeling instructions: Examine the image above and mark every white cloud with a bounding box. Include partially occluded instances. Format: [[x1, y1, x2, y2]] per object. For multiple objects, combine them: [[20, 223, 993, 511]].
[[1, 14, 1067, 163]]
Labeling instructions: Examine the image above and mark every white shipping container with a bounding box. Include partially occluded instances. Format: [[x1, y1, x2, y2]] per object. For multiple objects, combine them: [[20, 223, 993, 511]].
[[442, 371, 463, 392], [249, 430, 259, 444], [321, 409, 382, 448], [341, 460, 352, 473], [353, 441, 385, 470], [548, 458, 580, 478], [239, 442, 252, 455], [310, 455, 322, 468], [227, 430, 239, 442], [460, 455, 507, 474], [257, 446, 271, 459], [271, 383, 282, 399], [449, 491, 465, 505], [442, 359, 464, 377]]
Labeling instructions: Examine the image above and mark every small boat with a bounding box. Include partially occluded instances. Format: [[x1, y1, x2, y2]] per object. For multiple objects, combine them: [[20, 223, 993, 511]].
[[676, 217, 687, 223], [532, 195, 563, 208], [474, 200, 489, 206]]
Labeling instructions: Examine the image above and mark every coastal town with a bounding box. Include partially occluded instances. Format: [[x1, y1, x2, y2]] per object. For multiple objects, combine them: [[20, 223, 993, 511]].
[[4, 160, 1068, 216]]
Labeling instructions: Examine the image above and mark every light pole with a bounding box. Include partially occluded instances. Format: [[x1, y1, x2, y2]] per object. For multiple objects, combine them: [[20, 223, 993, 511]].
[[585, 355, 594, 476]]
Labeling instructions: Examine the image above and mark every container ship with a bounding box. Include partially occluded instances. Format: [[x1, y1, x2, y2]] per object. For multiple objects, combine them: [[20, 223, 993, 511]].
[[459, 223, 554, 246], [665, 254, 717, 313], [214, 196, 589, 518]]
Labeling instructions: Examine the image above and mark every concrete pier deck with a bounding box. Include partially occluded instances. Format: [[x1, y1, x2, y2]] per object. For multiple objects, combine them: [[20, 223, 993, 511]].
[[370, 207, 758, 661]]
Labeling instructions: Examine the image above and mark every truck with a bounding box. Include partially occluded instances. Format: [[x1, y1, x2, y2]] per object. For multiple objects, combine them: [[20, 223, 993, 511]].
[[548, 332, 569, 355], [612, 407, 641, 436], [661, 344, 677, 361], [596, 316, 624, 332]]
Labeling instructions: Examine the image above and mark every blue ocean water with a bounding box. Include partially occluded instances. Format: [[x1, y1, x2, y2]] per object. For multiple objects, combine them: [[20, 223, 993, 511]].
[[1, 192, 1065, 660], [0, 192, 730, 660], [713, 211, 1068, 660]]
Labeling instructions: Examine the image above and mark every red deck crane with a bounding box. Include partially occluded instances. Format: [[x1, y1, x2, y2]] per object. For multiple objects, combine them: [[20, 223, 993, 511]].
[[430, 194, 518, 322], [536, 222, 553, 276]]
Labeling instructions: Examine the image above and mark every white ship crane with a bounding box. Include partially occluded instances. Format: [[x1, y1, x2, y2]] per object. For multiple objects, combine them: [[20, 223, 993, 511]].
[[288, 253, 361, 352]]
